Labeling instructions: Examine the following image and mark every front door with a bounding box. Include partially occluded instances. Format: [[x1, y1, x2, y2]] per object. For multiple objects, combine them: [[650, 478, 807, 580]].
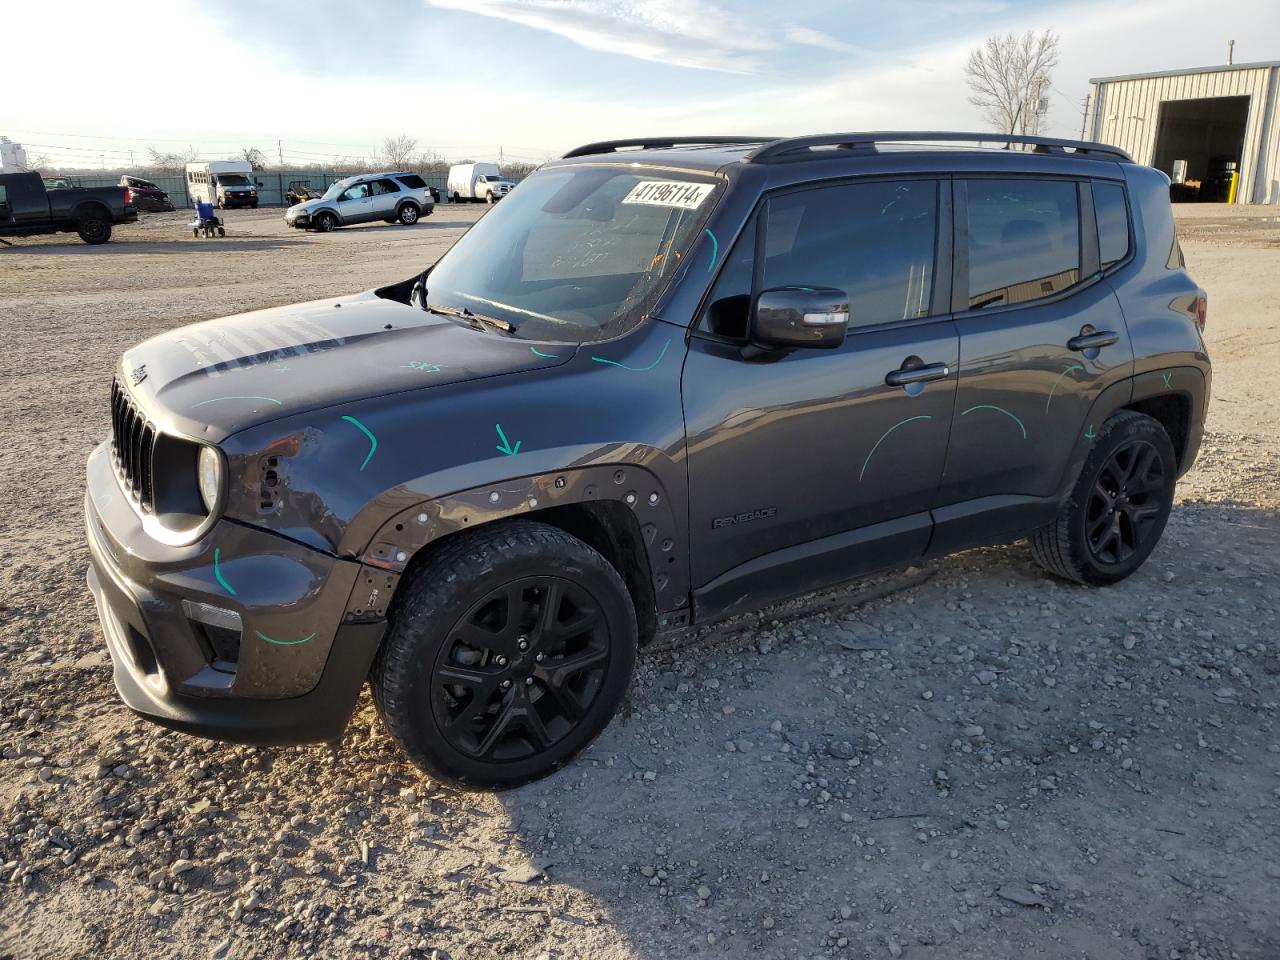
[[336, 181, 374, 223], [683, 178, 958, 617], [933, 177, 1134, 544]]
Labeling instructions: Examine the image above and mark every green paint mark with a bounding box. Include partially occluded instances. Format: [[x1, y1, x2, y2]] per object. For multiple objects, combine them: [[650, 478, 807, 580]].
[[213, 547, 237, 597], [403, 361, 447, 372], [1084, 424, 1097, 441], [961, 404, 1028, 440], [494, 423, 521, 456], [704, 228, 718, 272], [341, 415, 377, 471], [859, 415, 933, 482], [1161, 372, 1173, 389], [1045, 363, 1086, 414], [530, 346, 560, 359], [591, 339, 671, 372], [255, 629, 316, 646], [192, 395, 283, 408]]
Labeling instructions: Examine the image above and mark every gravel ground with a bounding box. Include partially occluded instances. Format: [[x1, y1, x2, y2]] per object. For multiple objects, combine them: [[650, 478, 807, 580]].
[[0, 204, 1277, 960]]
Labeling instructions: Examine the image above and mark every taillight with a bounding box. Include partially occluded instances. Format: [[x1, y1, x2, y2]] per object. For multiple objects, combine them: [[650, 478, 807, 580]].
[[123, 187, 133, 205], [1194, 293, 1207, 331]]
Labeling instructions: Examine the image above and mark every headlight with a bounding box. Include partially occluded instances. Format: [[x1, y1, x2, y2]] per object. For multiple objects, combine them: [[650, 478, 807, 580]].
[[197, 446, 224, 513]]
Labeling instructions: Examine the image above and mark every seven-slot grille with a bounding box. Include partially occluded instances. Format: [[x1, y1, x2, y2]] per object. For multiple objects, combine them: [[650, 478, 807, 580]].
[[110, 378, 157, 512]]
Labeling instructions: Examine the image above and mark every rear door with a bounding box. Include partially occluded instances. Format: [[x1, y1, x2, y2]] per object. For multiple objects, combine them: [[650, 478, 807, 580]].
[[932, 176, 1133, 547], [335, 181, 374, 223], [370, 178, 402, 218], [682, 177, 959, 614]]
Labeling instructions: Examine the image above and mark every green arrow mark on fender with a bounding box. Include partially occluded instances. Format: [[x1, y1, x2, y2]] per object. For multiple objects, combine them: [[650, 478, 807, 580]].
[[495, 423, 521, 456]]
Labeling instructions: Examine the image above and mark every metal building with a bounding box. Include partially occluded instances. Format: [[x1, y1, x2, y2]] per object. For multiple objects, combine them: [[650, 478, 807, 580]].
[[1088, 61, 1280, 203]]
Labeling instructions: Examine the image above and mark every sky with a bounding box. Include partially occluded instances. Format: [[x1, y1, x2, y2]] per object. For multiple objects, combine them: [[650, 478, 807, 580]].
[[6, 0, 1278, 170]]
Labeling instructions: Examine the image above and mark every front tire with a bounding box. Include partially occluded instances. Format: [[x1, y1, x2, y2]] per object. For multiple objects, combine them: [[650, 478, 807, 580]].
[[315, 211, 337, 232], [1031, 410, 1176, 586], [373, 520, 638, 790]]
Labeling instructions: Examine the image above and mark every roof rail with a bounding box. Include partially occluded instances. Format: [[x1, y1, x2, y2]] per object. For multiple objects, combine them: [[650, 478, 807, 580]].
[[561, 136, 778, 159], [745, 132, 1133, 164]]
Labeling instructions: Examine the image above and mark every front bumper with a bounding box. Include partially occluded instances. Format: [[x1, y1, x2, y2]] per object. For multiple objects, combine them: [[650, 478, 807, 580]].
[[84, 442, 383, 744], [285, 212, 312, 228]]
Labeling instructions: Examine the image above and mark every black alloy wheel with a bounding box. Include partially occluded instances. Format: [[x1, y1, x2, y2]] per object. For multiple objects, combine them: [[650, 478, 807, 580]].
[[1085, 439, 1166, 565], [1030, 410, 1176, 586], [431, 576, 610, 762]]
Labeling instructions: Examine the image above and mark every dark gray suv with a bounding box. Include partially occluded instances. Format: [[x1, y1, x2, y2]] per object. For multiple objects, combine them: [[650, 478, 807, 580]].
[[85, 132, 1210, 788]]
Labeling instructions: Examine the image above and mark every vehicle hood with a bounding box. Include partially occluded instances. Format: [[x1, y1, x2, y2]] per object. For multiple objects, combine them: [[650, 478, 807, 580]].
[[119, 290, 573, 442], [289, 199, 325, 216]]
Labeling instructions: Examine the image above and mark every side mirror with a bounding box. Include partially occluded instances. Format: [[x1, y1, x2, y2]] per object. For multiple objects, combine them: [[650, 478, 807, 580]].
[[751, 286, 849, 350]]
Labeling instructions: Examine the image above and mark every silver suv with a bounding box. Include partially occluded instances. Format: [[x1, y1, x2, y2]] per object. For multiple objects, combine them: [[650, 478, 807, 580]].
[[285, 172, 435, 232]]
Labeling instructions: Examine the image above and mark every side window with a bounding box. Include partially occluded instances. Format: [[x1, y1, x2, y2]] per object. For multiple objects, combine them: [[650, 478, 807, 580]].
[[1092, 181, 1130, 270], [764, 180, 938, 329], [964, 179, 1080, 309], [371, 178, 400, 196], [0, 184, 8, 205], [396, 174, 426, 189], [342, 183, 371, 201]]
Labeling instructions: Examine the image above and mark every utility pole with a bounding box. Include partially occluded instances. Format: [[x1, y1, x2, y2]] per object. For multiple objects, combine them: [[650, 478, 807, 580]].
[[129, 149, 135, 167], [278, 139, 284, 166], [1079, 93, 1092, 140], [1228, 39, 1235, 65]]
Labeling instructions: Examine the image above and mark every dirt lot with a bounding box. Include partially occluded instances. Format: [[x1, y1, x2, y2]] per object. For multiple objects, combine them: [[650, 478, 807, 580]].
[[1, 203, 1277, 960]]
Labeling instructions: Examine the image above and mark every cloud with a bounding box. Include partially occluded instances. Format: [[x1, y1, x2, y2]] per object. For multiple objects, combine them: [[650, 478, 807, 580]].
[[784, 25, 855, 53], [424, 0, 782, 73]]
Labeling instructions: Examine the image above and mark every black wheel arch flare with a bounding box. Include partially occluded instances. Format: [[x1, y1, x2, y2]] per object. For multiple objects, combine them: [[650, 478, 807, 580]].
[[340, 463, 688, 643]]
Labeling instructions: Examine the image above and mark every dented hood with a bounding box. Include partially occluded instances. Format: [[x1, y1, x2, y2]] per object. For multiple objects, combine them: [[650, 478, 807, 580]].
[[119, 291, 571, 442]]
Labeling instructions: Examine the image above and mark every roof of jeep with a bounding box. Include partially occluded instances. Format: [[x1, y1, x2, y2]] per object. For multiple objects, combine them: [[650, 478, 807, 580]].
[[550, 133, 1133, 176]]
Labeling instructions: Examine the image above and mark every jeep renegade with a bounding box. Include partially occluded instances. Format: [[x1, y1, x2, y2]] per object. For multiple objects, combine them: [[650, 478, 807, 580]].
[[85, 132, 1210, 788]]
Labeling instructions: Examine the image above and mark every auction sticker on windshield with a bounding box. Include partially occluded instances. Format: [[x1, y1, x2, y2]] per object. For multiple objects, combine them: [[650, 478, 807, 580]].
[[622, 181, 715, 209]]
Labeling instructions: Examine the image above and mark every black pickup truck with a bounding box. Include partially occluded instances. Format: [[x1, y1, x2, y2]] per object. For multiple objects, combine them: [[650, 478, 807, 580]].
[[0, 171, 138, 244]]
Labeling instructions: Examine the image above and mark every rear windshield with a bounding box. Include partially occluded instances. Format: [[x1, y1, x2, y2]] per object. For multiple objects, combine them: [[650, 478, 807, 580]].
[[424, 166, 720, 343]]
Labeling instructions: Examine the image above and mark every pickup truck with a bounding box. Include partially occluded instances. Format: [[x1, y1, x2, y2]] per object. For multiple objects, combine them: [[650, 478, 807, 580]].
[[0, 171, 138, 244]]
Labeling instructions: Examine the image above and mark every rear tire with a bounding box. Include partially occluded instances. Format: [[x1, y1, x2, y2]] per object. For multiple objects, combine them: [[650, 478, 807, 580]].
[[76, 213, 111, 244], [397, 203, 419, 225], [373, 520, 638, 790], [1031, 410, 1176, 586]]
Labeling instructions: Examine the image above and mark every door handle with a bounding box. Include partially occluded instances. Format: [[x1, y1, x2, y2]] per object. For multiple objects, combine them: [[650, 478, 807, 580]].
[[1067, 330, 1119, 351], [885, 362, 951, 387]]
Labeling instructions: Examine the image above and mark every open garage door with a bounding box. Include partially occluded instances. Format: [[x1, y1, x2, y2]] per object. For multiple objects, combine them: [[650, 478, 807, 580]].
[[1153, 95, 1249, 202]]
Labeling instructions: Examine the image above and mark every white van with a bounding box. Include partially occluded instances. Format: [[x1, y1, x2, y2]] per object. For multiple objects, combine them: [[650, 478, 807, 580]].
[[447, 162, 513, 204], [185, 161, 260, 209]]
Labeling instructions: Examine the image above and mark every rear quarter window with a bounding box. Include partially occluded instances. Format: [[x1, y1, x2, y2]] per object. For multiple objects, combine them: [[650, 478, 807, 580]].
[[1093, 181, 1131, 270], [396, 174, 426, 189]]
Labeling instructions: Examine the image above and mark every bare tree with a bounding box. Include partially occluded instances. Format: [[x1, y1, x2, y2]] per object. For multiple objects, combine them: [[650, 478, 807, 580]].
[[146, 145, 200, 173], [965, 30, 1060, 136], [241, 147, 270, 170], [379, 134, 418, 169]]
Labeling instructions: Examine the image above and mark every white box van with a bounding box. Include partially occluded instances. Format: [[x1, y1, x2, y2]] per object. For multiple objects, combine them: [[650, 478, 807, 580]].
[[447, 162, 513, 204], [185, 161, 260, 209]]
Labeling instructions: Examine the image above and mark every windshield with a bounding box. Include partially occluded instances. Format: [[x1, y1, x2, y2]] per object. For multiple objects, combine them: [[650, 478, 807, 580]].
[[424, 166, 720, 342], [219, 174, 251, 186]]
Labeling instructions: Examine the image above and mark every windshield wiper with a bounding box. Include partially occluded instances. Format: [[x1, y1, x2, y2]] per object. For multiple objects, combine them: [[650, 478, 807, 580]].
[[426, 303, 514, 335]]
